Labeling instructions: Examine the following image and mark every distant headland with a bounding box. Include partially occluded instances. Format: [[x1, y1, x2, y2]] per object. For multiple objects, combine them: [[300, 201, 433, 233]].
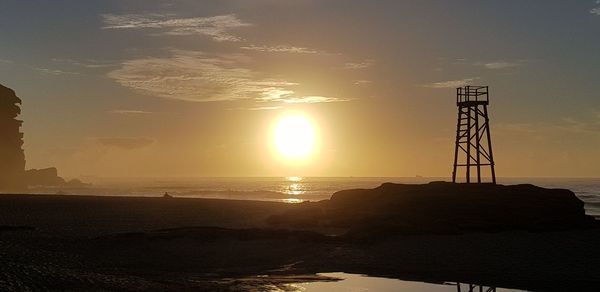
[[0, 84, 87, 191]]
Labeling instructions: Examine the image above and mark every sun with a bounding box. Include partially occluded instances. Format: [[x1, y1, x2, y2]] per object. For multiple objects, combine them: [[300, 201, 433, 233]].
[[272, 114, 317, 161]]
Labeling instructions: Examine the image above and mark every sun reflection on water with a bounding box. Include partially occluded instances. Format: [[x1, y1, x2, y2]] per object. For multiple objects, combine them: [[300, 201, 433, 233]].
[[282, 198, 303, 204], [287, 183, 304, 195], [283, 177, 305, 203]]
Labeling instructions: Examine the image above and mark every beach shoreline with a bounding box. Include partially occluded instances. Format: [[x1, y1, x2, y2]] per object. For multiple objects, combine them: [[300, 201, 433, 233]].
[[1, 192, 600, 291]]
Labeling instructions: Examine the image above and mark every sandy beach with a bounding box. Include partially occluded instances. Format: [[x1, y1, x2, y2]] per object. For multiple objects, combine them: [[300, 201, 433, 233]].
[[1, 193, 600, 291]]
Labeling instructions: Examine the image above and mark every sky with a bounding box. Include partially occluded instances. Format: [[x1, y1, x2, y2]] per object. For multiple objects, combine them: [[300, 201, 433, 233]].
[[0, 0, 599, 178]]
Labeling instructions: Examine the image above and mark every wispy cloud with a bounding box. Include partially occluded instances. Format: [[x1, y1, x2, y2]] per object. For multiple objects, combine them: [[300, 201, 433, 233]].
[[0, 58, 13, 64], [495, 122, 539, 134], [482, 61, 521, 70], [344, 59, 374, 70], [592, 1, 600, 15], [227, 106, 282, 111], [108, 49, 346, 104], [91, 137, 155, 150], [424, 77, 479, 88], [253, 88, 346, 103], [101, 13, 250, 42], [557, 116, 600, 134], [109, 109, 155, 115], [240, 45, 320, 54], [256, 91, 347, 104], [497, 114, 600, 137], [52, 58, 116, 68], [34, 68, 80, 76], [277, 96, 348, 103], [354, 80, 372, 85]]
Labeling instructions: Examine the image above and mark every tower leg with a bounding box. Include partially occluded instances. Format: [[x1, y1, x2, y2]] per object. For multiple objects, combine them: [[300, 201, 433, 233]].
[[452, 107, 461, 183], [475, 106, 481, 183], [483, 105, 496, 184], [466, 106, 471, 183]]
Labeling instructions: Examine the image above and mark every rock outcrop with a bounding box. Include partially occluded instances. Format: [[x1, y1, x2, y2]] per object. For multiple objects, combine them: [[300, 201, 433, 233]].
[[267, 182, 598, 238], [0, 84, 26, 190], [24, 167, 66, 186]]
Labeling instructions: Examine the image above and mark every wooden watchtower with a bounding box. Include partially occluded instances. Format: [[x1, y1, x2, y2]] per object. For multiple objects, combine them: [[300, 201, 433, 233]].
[[452, 86, 496, 184]]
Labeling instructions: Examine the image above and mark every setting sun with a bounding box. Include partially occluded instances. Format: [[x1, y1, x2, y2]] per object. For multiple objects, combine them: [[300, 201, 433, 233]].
[[272, 114, 316, 161]]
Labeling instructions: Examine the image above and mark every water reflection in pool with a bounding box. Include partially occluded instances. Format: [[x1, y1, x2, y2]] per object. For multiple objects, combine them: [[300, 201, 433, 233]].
[[285, 273, 524, 292]]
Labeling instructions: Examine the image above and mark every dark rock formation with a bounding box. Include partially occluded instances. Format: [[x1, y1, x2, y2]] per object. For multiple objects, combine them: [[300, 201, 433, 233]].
[[64, 178, 90, 187], [267, 182, 598, 238], [0, 84, 89, 189], [24, 167, 90, 187], [0, 84, 26, 190], [24, 167, 66, 186]]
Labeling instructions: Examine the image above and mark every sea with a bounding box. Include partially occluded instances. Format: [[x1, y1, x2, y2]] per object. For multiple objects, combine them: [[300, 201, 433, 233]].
[[27, 176, 600, 218]]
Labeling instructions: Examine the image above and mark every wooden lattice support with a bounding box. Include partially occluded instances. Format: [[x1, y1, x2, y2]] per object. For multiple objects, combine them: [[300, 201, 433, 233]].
[[452, 86, 496, 184]]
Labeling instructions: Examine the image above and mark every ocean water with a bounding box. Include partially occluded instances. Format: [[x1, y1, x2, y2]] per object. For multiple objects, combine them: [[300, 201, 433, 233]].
[[28, 176, 600, 218]]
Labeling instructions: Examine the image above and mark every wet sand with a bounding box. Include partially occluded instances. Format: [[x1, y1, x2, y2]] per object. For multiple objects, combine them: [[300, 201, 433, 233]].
[[1, 194, 599, 291]]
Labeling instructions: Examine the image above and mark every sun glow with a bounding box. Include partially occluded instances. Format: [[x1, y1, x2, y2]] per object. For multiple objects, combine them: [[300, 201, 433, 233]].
[[272, 114, 317, 162]]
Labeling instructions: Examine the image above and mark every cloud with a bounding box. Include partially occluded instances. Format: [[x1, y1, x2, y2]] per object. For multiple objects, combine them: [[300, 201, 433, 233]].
[[495, 122, 538, 134], [424, 77, 479, 88], [227, 106, 282, 111], [101, 13, 250, 42], [344, 59, 374, 69], [354, 80, 372, 85], [496, 116, 600, 140], [34, 68, 80, 75], [52, 58, 116, 68], [92, 137, 155, 150], [109, 109, 155, 115], [240, 45, 320, 54], [592, 1, 600, 15], [0, 59, 13, 64], [497, 110, 600, 137], [557, 116, 600, 134], [108, 49, 347, 103], [278, 96, 348, 103], [483, 61, 520, 70], [253, 87, 346, 103]]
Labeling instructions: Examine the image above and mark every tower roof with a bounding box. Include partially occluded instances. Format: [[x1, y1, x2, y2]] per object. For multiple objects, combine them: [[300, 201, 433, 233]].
[[456, 85, 488, 106]]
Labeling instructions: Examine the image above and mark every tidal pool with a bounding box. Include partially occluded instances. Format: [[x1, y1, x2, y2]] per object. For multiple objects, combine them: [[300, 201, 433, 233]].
[[287, 273, 525, 292]]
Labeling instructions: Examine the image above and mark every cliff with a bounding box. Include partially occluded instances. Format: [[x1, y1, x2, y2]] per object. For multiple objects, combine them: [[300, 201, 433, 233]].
[[0, 84, 26, 190], [0, 84, 88, 189]]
